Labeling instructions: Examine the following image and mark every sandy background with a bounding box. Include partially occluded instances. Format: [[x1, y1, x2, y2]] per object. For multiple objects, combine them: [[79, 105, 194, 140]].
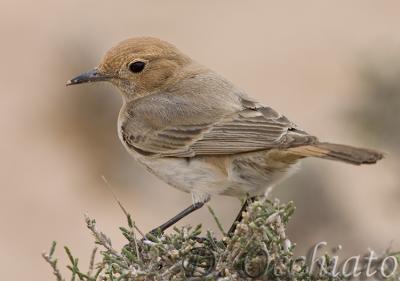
[[1, 1, 400, 280]]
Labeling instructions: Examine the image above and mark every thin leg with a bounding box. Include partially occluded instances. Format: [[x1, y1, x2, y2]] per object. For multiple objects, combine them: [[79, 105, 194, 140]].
[[147, 202, 205, 237], [228, 196, 256, 235]]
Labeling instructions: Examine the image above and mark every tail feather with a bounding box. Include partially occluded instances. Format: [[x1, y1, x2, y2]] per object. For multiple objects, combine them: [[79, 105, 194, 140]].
[[288, 142, 384, 165]]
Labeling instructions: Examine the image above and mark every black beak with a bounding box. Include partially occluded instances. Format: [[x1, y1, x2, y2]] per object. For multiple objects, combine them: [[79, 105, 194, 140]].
[[66, 68, 111, 86]]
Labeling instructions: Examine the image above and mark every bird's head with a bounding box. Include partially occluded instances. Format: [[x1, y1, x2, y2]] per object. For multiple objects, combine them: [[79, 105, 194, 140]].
[[67, 37, 193, 99]]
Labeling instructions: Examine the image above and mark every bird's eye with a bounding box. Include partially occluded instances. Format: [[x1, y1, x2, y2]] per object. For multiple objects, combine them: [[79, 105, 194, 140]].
[[129, 61, 146, 73]]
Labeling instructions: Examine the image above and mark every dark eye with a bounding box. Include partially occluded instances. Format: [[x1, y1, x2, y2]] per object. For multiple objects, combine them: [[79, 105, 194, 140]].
[[129, 61, 146, 73]]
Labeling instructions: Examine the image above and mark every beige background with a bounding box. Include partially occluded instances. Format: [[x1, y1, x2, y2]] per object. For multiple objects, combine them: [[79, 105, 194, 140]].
[[1, 1, 400, 280]]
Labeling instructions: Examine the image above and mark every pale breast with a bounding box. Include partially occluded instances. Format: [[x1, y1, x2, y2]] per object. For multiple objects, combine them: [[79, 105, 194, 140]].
[[118, 133, 301, 202]]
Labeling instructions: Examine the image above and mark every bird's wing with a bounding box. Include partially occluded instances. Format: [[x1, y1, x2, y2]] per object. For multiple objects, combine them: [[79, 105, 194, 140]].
[[121, 94, 317, 157], [188, 106, 317, 156]]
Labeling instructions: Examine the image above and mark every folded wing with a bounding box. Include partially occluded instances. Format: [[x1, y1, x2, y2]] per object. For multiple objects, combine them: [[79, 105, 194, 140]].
[[122, 98, 318, 157]]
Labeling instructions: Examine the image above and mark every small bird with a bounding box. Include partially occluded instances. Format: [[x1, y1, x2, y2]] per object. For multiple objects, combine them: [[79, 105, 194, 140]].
[[67, 37, 383, 234]]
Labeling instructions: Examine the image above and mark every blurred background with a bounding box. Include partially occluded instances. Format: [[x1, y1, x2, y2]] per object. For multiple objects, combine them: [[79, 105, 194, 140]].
[[1, 1, 400, 279]]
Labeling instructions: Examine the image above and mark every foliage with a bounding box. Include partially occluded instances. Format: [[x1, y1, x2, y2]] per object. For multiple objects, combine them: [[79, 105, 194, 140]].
[[43, 198, 400, 281]]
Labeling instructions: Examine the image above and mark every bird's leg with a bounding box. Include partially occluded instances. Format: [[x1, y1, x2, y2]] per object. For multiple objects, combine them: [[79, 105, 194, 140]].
[[228, 196, 256, 236], [147, 202, 206, 237]]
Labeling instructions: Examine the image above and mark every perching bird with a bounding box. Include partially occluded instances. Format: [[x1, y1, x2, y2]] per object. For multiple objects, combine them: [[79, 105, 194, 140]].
[[67, 37, 383, 235]]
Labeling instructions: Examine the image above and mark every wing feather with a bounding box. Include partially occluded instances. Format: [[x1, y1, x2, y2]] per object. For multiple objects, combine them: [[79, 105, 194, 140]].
[[122, 101, 317, 157]]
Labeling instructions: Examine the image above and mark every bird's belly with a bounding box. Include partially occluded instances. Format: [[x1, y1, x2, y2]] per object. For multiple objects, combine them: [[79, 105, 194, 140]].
[[137, 156, 229, 195], [134, 150, 300, 201]]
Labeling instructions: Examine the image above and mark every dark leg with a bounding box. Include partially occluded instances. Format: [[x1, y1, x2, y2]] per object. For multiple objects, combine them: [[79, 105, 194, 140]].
[[147, 202, 205, 238], [228, 196, 256, 235]]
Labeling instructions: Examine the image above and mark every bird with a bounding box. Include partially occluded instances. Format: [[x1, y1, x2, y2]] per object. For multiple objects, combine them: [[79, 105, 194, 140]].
[[67, 37, 383, 235]]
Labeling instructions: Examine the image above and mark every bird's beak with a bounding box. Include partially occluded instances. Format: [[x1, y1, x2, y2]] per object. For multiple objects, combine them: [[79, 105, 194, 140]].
[[66, 68, 111, 86]]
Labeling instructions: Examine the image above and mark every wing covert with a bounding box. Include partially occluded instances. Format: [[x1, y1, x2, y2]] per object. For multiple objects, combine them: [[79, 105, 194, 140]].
[[122, 102, 317, 157]]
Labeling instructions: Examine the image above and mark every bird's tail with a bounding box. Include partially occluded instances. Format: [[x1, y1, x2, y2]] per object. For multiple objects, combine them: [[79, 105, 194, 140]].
[[288, 142, 384, 165]]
